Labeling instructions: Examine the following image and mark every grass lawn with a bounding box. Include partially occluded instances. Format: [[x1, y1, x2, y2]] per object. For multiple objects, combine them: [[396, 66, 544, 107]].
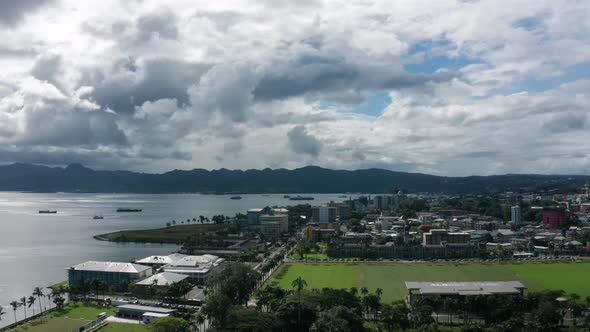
[[10, 317, 88, 332], [52, 303, 114, 320], [95, 223, 227, 243], [271, 261, 590, 302], [96, 323, 151, 331]]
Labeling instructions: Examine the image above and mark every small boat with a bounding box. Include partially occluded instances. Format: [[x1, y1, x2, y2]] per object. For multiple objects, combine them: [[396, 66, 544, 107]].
[[39, 210, 57, 214], [289, 195, 314, 201], [93, 214, 104, 220], [116, 208, 143, 212], [338, 195, 348, 198], [283, 195, 291, 198], [230, 196, 242, 200]]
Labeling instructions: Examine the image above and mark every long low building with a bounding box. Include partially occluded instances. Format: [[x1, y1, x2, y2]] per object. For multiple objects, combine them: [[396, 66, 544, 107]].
[[115, 304, 176, 321], [160, 254, 224, 283], [67, 261, 152, 289], [405, 281, 526, 304]]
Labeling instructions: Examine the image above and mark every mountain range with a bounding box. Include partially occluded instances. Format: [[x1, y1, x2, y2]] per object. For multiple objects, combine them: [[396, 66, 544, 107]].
[[0, 163, 588, 194]]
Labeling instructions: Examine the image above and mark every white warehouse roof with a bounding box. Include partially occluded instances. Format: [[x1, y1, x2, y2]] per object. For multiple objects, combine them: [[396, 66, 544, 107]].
[[69, 261, 151, 274]]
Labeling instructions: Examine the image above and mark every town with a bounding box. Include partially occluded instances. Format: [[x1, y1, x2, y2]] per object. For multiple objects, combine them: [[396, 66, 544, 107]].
[[3, 187, 590, 332]]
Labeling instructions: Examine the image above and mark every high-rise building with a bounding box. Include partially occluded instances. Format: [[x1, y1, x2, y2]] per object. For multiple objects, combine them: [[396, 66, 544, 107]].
[[312, 206, 337, 223], [511, 206, 522, 225], [542, 207, 567, 229]]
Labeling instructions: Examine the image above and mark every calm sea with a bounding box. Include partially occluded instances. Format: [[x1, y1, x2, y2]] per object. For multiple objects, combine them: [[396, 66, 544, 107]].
[[0, 192, 353, 326]]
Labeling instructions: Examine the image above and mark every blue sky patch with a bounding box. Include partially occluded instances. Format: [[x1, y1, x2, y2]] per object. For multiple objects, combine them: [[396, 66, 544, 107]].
[[351, 90, 392, 116]]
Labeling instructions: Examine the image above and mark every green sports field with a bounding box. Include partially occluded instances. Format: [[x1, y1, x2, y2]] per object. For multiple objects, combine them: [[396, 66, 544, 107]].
[[271, 261, 590, 302]]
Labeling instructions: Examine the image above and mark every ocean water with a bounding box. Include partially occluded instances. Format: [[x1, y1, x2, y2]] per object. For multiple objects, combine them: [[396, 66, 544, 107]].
[[0, 192, 353, 326]]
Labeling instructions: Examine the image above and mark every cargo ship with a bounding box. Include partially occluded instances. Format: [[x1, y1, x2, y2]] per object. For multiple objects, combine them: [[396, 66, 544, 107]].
[[116, 208, 143, 212], [289, 195, 314, 201]]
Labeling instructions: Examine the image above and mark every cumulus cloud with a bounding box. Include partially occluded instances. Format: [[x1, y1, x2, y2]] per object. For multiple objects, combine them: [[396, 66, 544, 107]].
[[0, 0, 589, 175], [0, 0, 53, 26], [287, 125, 323, 157]]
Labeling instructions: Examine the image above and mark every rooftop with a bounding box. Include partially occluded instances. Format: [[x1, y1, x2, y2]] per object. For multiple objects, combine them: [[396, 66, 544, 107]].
[[116, 304, 176, 314], [136, 272, 188, 286], [405, 281, 526, 295], [69, 261, 151, 273], [135, 253, 187, 265]]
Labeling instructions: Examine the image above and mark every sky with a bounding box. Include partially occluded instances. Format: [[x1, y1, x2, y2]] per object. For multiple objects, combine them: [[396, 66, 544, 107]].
[[0, 0, 589, 176]]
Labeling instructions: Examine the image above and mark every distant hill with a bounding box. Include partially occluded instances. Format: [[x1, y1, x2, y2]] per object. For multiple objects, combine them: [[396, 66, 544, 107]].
[[0, 163, 587, 194]]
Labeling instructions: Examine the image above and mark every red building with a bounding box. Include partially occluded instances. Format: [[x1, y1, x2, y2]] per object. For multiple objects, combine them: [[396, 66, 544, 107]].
[[542, 207, 566, 229]]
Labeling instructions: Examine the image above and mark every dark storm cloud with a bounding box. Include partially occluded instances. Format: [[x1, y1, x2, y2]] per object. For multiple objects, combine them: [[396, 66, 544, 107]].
[[20, 110, 127, 147], [0, 0, 53, 26], [136, 11, 178, 42], [460, 151, 500, 158], [542, 112, 588, 132], [253, 52, 459, 102], [287, 125, 322, 156], [31, 54, 63, 91], [0, 148, 126, 170], [88, 58, 209, 113]]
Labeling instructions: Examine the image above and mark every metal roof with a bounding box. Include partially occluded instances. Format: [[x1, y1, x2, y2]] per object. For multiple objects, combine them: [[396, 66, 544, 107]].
[[405, 281, 526, 295], [69, 261, 151, 273], [116, 304, 176, 314], [135, 253, 187, 265], [136, 272, 188, 286]]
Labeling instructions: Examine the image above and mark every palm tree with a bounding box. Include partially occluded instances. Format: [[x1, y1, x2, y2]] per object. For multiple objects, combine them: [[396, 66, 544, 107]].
[[9, 301, 19, 323], [360, 287, 369, 297], [376, 288, 383, 300], [33, 286, 44, 314], [291, 276, 307, 327], [46, 291, 53, 310], [349, 287, 358, 297], [196, 313, 206, 332], [27, 296, 36, 316], [20, 297, 27, 319]]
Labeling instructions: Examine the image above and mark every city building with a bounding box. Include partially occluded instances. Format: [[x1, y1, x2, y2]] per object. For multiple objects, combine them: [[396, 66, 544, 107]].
[[511, 206, 522, 225], [135, 253, 187, 266], [422, 229, 470, 247], [256, 219, 282, 240], [542, 207, 567, 229], [161, 254, 224, 283], [67, 261, 152, 289], [312, 206, 337, 223], [373, 195, 391, 210], [306, 224, 338, 242], [405, 281, 526, 305], [247, 207, 273, 226], [115, 304, 175, 321], [259, 214, 289, 234], [135, 272, 188, 295]]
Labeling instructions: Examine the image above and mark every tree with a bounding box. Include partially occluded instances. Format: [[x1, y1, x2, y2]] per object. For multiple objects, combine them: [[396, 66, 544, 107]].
[[375, 288, 383, 300], [9, 301, 19, 323], [149, 316, 190, 332], [20, 296, 27, 320], [207, 262, 260, 305], [310, 305, 364, 332], [196, 313, 206, 332], [275, 297, 316, 332], [291, 276, 307, 326], [33, 286, 44, 314], [202, 293, 232, 328], [27, 296, 36, 316], [380, 301, 410, 332], [349, 287, 358, 297], [0, 306, 5, 321], [225, 307, 281, 332]]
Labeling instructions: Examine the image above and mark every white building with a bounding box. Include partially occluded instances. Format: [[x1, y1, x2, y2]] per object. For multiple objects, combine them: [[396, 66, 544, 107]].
[[511, 206, 522, 225], [161, 254, 224, 283]]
